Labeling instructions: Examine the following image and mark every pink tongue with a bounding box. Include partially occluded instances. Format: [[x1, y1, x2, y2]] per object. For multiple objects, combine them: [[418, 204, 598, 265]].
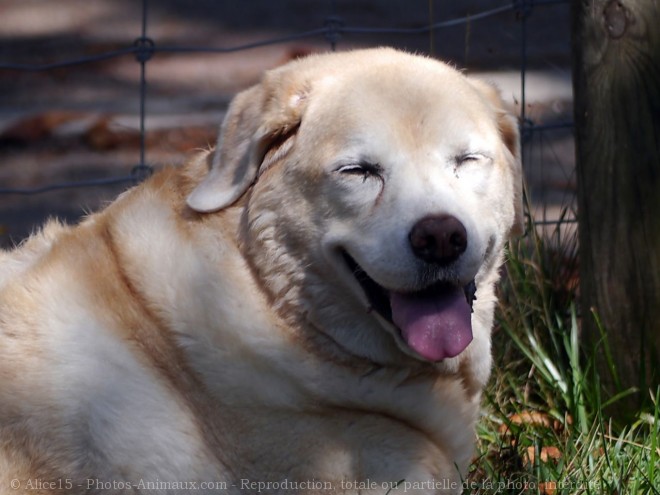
[[390, 286, 473, 361]]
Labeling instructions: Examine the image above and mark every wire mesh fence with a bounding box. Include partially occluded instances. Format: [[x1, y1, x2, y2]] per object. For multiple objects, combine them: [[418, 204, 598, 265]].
[[0, 0, 574, 243]]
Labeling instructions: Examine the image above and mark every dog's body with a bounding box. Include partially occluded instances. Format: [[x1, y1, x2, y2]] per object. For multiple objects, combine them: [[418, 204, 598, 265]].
[[0, 49, 522, 494]]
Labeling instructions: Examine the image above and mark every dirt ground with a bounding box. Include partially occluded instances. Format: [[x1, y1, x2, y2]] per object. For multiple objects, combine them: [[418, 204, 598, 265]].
[[0, 0, 574, 248]]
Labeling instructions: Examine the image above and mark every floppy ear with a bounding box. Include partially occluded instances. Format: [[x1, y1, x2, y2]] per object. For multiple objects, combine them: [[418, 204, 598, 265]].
[[187, 74, 309, 213], [468, 78, 525, 237]]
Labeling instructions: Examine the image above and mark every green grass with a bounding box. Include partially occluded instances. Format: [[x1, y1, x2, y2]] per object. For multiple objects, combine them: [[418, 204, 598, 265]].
[[465, 217, 660, 494]]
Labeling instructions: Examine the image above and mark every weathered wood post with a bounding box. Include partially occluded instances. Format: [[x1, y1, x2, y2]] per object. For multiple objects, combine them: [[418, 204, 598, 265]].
[[572, 0, 660, 415]]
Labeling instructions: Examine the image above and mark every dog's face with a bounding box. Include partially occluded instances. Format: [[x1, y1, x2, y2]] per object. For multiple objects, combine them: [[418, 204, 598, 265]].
[[187, 48, 522, 369]]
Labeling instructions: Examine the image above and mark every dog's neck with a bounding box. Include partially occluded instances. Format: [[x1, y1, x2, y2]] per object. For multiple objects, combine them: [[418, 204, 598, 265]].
[[96, 169, 480, 474]]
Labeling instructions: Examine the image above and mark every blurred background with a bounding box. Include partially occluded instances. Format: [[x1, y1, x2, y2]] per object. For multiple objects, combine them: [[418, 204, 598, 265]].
[[0, 0, 573, 248]]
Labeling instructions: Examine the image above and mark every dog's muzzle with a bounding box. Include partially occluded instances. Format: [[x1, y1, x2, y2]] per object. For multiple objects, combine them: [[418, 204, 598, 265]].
[[342, 252, 477, 362]]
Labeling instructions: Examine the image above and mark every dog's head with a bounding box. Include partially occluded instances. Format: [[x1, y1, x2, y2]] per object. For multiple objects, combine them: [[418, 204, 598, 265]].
[[188, 48, 523, 369]]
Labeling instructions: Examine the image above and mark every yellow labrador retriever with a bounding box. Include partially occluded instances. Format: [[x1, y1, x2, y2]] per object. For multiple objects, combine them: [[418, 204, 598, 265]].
[[0, 48, 522, 494]]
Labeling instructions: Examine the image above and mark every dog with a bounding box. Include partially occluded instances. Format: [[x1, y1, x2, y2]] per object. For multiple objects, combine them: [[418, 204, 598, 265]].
[[0, 48, 522, 494]]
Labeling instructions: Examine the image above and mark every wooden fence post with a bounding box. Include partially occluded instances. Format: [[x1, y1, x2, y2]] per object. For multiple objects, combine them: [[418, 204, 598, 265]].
[[572, 0, 660, 415]]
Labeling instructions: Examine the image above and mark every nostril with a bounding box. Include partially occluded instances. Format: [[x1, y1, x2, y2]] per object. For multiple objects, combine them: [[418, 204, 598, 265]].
[[409, 215, 468, 265], [449, 230, 467, 252]]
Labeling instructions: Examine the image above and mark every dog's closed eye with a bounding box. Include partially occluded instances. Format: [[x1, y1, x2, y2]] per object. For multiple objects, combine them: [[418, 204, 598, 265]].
[[336, 162, 383, 182], [454, 152, 491, 167]]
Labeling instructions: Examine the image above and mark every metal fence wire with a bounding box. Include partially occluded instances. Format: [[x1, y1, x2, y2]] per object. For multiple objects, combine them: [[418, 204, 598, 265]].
[[0, 0, 574, 227]]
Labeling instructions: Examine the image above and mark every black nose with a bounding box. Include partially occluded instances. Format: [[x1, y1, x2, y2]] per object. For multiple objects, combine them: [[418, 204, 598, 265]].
[[409, 215, 468, 265]]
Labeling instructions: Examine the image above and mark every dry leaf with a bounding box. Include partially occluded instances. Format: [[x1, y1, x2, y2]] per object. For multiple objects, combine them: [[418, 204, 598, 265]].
[[524, 445, 562, 465], [539, 481, 557, 495], [0, 111, 85, 143]]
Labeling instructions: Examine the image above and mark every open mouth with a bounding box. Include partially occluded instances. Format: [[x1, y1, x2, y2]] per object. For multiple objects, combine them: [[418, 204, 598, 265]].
[[342, 252, 477, 362]]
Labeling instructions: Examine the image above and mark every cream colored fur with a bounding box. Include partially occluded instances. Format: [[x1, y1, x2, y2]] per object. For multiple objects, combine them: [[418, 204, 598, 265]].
[[0, 48, 522, 494]]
